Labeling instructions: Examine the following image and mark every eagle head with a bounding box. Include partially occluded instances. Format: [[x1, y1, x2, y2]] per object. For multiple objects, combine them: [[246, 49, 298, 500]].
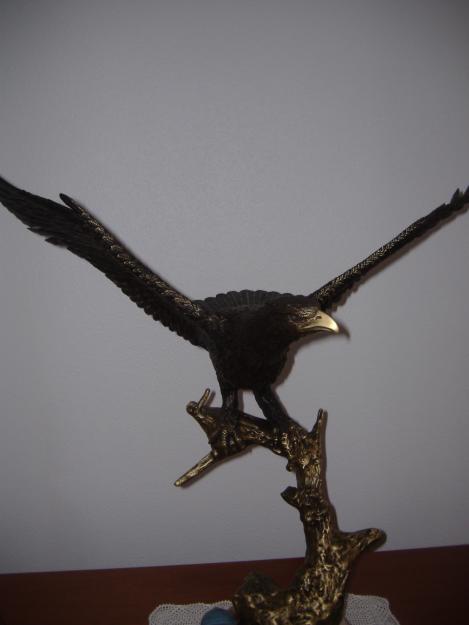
[[286, 303, 339, 336], [263, 298, 339, 342]]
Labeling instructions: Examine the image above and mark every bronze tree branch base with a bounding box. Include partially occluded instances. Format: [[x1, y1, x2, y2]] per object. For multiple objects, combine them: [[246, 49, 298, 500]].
[[176, 391, 385, 625]]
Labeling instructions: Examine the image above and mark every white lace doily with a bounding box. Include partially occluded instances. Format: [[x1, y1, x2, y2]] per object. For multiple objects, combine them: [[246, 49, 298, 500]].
[[149, 593, 399, 625]]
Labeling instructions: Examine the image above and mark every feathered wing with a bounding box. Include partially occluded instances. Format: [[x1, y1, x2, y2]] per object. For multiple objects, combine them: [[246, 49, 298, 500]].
[[0, 175, 216, 348], [311, 187, 469, 310]]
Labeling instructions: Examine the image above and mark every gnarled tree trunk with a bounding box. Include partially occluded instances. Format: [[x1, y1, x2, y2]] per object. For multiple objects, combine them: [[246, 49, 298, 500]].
[[175, 391, 384, 625]]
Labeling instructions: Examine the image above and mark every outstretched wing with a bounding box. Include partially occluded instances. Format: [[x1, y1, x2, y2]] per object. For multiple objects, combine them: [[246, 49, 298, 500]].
[[0, 175, 216, 348], [311, 187, 469, 310]]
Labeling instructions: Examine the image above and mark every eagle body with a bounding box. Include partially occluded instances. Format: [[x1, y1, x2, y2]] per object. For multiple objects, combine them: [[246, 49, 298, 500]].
[[204, 301, 291, 392], [0, 174, 468, 430]]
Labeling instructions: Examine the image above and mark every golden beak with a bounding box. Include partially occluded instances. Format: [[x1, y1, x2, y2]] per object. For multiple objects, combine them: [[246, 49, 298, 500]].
[[298, 310, 339, 334]]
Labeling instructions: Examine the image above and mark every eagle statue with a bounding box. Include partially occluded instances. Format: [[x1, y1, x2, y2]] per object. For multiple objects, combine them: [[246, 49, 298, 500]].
[[1, 175, 468, 450]]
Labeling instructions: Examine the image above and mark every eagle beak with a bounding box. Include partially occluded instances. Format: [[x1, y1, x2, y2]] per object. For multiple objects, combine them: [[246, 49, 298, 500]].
[[299, 310, 339, 335]]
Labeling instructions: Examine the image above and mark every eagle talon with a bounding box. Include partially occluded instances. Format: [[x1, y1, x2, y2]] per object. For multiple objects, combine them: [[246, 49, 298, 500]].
[[208, 412, 243, 456]]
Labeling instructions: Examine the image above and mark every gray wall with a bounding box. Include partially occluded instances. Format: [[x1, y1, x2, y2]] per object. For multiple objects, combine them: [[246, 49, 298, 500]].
[[0, 0, 468, 574]]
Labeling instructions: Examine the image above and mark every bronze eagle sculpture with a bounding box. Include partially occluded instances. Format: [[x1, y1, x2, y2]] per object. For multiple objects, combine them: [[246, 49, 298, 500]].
[[1, 175, 468, 446]]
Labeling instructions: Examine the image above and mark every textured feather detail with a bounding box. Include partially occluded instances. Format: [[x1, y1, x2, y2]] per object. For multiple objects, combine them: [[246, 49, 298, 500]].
[[312, 187, 469, 310], [198, 289, 291, 313], [0, 175, 216, 348]]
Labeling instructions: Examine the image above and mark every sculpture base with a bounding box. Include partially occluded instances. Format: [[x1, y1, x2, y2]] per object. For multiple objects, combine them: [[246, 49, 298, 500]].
[[148, 595, 399, 625]]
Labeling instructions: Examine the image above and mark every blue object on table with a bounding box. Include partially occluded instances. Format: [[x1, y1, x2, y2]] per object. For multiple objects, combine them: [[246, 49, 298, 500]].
[[200, 606, 238, 625]]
